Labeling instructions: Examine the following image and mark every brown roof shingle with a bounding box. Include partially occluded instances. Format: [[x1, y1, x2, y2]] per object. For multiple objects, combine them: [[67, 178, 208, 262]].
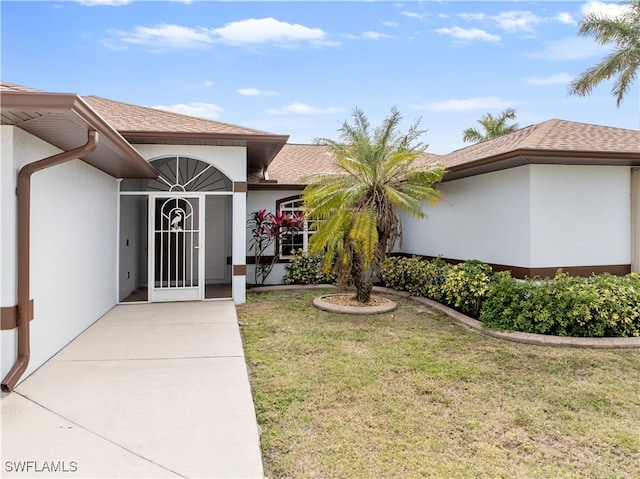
[[0, 81, 44, 93], [253, 144, 445, 185], [83, 95, 281, 138], [440, 119, 640, 170]]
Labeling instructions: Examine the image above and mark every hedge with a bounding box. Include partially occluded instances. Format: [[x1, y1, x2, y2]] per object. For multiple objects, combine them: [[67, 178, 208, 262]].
[[380, 256, 640, 338], [282, 249, 337, 285]]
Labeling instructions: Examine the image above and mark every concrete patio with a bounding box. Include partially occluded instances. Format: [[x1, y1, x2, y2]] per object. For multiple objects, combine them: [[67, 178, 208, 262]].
[[1, 301, 264, 478]]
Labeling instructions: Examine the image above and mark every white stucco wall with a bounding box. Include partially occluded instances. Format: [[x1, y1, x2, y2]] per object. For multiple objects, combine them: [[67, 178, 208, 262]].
[[246, 189, 303, 285], [400, 166, 532, 266], [529, 164, 631, 267], [401, 164, 632, 271], [1, 126, 18, 371], [1, 127, 120, 384]]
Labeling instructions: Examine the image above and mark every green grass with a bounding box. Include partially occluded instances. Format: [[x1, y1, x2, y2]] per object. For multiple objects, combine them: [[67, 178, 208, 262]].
[[238, 290, 640, 479]]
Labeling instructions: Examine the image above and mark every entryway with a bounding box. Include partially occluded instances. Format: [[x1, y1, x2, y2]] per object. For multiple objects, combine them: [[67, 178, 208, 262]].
[[119, 157, 233, 303]]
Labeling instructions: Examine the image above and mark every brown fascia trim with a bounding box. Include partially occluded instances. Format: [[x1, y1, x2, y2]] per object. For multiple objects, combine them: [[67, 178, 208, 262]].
[[1, 130, 99, 393], [248, 182, 308, 191], [392, 253, 631, 279], [444, 148, 640, 180], [121, 130, 290, 144], [1, 91, 158, 179]]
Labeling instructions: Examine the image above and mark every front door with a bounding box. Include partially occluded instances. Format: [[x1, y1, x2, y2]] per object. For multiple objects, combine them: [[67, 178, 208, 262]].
[[149, 195, 203, 302]]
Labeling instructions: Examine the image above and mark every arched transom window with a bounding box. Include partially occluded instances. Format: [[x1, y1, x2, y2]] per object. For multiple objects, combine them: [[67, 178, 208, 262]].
[[121, 157, 232, 192]]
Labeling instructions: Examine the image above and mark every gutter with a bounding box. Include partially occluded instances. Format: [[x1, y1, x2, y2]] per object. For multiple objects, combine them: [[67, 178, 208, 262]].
[[1, 130, 99, 392]]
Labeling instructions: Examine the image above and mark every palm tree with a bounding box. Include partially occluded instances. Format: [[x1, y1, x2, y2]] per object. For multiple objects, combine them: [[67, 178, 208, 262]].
[[303, 107, 445, 303], [568, 0, 639, 107], [462, 108, 519, 144]]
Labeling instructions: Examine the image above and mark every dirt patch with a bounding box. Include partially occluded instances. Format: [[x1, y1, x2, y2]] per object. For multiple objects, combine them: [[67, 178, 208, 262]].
[[320, 294, 392, 308]]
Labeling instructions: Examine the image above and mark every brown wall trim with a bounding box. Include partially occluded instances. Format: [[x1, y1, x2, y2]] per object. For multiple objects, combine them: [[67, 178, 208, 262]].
[[233, 264, 247, 276], [233, 182, 248, 193], [248, 183, 307, 191], [246, 255, 290, 265], [1, 301, 34, 330], [392, 253, 631, 279]]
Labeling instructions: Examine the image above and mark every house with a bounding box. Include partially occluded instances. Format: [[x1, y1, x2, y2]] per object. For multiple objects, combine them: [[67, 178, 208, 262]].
[[249, 121, 640, 282], [2, 81, 639, 390]]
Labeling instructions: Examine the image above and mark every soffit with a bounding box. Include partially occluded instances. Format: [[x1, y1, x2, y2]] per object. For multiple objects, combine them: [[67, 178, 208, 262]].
[[1, 88, 157, 179]]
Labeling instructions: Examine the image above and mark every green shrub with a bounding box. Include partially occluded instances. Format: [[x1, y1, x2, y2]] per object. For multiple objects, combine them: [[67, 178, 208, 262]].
[[383, 256, 640, 338], [441, 260, 493, 317], [382, 256, 451, 300], [480, 271, 640, 337], [282, 249, 336, 285]]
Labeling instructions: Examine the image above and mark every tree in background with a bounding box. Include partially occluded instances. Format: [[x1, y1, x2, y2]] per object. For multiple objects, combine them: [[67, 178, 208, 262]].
[[568, 0, 639, 107], [303, 107, 445, 303], [462, 108, 519, 144]]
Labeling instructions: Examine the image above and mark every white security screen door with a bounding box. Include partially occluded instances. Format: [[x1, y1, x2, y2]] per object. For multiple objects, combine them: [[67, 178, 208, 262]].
[[149, 195, 204, 302]]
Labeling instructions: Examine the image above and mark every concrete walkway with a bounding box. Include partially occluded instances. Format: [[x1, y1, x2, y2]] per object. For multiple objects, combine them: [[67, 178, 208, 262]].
[[1, 301, 264, 478]]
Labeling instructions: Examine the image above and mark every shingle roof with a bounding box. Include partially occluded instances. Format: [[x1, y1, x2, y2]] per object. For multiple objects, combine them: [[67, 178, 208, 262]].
[[256, 144, 340, 184], [0, 81, 44, 93], [439, 119, 640, 170], [83, 95, 280, 137], [251, 144, 445, 185]]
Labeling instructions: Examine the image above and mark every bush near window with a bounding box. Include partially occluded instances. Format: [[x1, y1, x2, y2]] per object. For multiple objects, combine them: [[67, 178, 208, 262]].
[[282, 249, 337, 285], [381, 256, 640, 338]]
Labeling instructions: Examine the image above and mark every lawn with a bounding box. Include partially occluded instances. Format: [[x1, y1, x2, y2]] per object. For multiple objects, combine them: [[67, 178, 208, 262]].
[[238, 289, 640, 479]]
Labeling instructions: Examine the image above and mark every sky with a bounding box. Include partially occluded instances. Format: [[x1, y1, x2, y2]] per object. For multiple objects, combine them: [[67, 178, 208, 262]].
[[2, 0, 638, 154]]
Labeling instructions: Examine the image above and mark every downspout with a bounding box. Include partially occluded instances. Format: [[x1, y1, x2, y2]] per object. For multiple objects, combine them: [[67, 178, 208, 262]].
[[1, 130, 99, 392]]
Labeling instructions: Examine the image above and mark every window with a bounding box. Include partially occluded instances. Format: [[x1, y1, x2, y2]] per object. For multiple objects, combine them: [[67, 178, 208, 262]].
[[277, 196, 314, 258]]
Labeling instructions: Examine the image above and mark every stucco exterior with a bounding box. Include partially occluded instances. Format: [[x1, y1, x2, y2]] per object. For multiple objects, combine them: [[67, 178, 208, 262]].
[[401, 164, 633, 273], [529, 164, 630, 268], [2, 126, 121, 381]]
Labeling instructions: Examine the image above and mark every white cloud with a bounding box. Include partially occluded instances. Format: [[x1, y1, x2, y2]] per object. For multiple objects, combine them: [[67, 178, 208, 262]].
[[212, 17, 330, 46], [76, 0, 129, 5], [459, 10, 542, 32], [524, 72, 574, 85], [345, 31, 395, 40], [458, 12, 486, 22], [434, 26, 501, 43], [401, 11, 425, 20], [362, 31, 395, 40], [555, 12, 577, 25], [493, 11, 542, 32], [237, 88, 279, 97], [104, 18, 337, 51], [266, 103, 346, 116], [383, 21, 399, 27], [582, 0, 630, 19], [153, 102, 224, 119], [204, 80, 215, 88], [109, 24, 213, 49], [412, 96, 516, 112], [533, 36, 611, 60]]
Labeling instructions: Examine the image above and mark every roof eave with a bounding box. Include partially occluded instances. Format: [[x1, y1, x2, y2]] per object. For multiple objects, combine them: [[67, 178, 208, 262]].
[[1, 91, 158, 179], [444, 148, 640, 181]]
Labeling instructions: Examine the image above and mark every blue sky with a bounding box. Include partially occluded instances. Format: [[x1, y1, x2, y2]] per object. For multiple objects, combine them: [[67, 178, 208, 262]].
[[2, 0, 638, 154]]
